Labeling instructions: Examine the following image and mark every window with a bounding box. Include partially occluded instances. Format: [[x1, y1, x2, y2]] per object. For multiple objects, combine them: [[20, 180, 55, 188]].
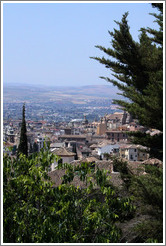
[[130, 155, 133, 160], [134, 149, 137, 152]]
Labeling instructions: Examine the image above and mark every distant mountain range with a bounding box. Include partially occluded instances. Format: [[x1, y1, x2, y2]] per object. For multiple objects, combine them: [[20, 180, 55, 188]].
[[3, 83, 123, 104]]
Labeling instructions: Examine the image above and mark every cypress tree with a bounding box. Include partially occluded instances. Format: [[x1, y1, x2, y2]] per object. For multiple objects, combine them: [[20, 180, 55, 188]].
[[91, 5, 163, 242], [17, 104, 28, 156], [72, 142, 78, 160], [91, 3, 163, 159]]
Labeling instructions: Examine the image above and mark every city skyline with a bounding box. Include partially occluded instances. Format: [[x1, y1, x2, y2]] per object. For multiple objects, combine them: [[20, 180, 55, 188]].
[[3, 1, 159, 87]]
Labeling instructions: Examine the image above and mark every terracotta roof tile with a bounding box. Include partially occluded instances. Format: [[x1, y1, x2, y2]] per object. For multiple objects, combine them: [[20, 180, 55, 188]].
[[142, 158, 163, 166], [51, 147, 76, 156], [48, 160, 123, 188]]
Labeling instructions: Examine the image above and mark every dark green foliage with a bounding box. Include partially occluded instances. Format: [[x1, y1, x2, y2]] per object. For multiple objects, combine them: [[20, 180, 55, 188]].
[[33, 142, 38, 153], [144, 3, 163, 46], [131, 166, 163, 243], [134, 165, 163, 210], [3, 150, 135, 243], [91, 4, 163, 159], [111, 157, 163, 243], [17, 104, 28, 156], [103, 152, 111, 160], [112, 157, 132, 189], [127, 131, 163, 160]]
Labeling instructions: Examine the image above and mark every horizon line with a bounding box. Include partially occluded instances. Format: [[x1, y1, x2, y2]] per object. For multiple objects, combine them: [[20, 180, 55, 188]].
[[3, 82, 115, 88]]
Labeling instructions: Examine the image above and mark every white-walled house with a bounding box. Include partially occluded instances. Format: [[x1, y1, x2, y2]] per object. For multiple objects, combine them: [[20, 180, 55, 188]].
[[37, 135, 45, 152], [94, 141, 120, 159], [50, 147, 76, 171], [119, 144, 149, 161]]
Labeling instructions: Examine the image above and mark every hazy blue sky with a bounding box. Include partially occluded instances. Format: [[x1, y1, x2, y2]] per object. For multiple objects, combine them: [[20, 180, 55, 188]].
[[3, 2, 159, 87]]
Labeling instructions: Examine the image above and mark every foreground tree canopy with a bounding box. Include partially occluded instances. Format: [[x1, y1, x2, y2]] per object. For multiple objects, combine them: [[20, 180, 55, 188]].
[[4, 149, 163, 243], [4, 150, 136, 243], [91, 3, 163, 160]]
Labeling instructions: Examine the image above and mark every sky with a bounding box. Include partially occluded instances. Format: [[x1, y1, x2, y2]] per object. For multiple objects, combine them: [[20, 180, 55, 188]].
[[3, 1, 160, 87]]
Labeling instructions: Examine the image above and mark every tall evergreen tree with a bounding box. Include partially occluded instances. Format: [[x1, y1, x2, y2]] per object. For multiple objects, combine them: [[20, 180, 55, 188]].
[[17, 104, 28, 156], [91, 5, 163, 241], [91, 3, 163, 159]]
